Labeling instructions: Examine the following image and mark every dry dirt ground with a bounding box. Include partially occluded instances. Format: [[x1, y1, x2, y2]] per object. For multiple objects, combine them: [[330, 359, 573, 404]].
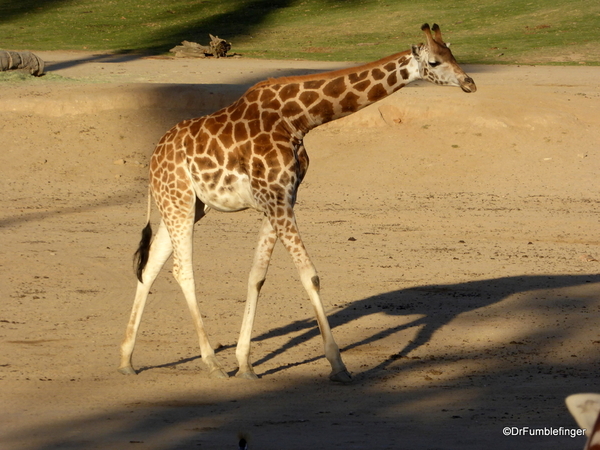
[[1, 52, 599, 449]]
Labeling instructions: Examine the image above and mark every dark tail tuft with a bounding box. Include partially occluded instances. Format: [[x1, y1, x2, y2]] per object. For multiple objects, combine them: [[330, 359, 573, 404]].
[[134, 223, 153, 283]]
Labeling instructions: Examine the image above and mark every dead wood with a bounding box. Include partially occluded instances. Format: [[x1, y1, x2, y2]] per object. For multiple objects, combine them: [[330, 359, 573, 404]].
[[0, 50, 45, 76], [169, 34, 232, 58]]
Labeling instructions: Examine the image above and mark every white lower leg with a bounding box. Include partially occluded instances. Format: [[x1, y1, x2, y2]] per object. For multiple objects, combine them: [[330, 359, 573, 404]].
[[119, 282, 151, 374], [236, 218, 276, 379], [176, 266, 227, 378], [119, 221, 173, 375], [235, 280, 261, 378], [274, 210, 352, 382], [302, 272, 350, 381]]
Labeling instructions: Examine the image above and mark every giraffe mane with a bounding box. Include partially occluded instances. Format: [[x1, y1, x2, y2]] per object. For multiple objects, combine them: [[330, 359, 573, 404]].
[[244, 50, 411, 94]]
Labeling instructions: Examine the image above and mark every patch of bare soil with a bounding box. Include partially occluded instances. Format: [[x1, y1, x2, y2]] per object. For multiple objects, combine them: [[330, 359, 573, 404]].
[[1, 53, 599, 449]]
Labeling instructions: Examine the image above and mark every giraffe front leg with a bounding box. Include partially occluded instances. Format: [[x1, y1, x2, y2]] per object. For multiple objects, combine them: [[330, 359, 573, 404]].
[[300, 270, 352, 383], [235, 217, 277, 380]]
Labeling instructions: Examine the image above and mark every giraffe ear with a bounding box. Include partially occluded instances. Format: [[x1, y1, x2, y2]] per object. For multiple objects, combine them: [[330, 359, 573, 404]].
[[411, 44, 422, 60]]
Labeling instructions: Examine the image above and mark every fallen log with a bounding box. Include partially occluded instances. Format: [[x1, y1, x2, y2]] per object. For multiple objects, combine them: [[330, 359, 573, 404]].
[[169, 34, 232, 58], [0, 50, 45, 76]]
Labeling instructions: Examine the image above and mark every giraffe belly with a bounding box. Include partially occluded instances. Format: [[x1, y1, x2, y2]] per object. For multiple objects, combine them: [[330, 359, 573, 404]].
[[192, 173, 259, 213]]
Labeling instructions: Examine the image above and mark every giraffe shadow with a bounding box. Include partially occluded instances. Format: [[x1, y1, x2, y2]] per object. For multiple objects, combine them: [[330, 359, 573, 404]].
[[133, 273, 599, 377], [250, 273, 600, 378], [135, 344, 237, 375], [136, 355, 203, 374]]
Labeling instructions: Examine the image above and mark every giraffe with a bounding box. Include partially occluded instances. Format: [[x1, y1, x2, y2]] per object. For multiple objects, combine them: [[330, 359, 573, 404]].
[[118, 23, 476, 383]]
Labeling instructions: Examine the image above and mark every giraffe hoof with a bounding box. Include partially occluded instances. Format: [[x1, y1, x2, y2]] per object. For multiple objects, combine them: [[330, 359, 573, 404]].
[[329, 368, 352, 383], [118, 366, 137, 375], [235, 370, 259, 380], [209, 367, 229, 379]]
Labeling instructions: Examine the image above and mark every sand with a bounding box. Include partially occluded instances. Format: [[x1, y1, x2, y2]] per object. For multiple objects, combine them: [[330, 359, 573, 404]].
[[1, 52, 599, 449]]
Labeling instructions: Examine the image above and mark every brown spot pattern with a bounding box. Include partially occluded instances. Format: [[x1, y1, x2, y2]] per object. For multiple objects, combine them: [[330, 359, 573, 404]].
[[234, 122, 248, 141], [261, 111, 281, 132], [299, 91, 320, 107], [282, 101, 303, 117], [279, 84, 300, 101], [367, 83, 388, 102], [323, 77, 346, 98], [309, 99, 334, 120], [339, 92, 360, 113], [303, 79, 326, 89], [260, 89, 276, 103], [387, 71, 398, 87], [371, 68, 385, 80], [348, 72, 368, 83], [244, 103, 260, 121], [229, 102, 247, 122], [353, 80, 371, 92]]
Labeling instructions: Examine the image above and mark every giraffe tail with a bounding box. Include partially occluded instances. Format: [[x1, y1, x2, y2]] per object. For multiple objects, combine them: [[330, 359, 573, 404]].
[[134, 186, 153, 283]]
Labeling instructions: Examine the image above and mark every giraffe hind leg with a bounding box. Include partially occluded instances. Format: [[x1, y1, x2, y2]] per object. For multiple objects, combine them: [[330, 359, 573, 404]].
[[167, 207, 228, 379], [119, 220, 173, 374]]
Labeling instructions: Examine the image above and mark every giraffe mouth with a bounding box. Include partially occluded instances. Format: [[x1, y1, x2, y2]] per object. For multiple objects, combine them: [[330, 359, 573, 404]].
[[460, 77, 477, 93]]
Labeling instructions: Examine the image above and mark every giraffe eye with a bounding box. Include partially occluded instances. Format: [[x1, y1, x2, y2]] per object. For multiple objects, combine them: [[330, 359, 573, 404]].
[[429, 61, 441, 67]]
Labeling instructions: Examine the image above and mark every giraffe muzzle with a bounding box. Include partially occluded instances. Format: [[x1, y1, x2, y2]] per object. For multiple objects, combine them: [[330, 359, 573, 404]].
[[460, 76, 477, 93]]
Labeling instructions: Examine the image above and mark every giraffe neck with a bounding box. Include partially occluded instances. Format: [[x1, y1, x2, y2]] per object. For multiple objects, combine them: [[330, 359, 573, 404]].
[[246, 50, 421, 139]]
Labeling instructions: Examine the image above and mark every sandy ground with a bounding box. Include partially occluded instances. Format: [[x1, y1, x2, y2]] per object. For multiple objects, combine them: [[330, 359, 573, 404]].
[[1, 52, 599, 449]]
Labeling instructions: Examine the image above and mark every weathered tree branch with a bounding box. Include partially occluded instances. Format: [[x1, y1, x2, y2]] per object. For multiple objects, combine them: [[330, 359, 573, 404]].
[[169, 34, 232, 58], [0, 50, 45, 76]]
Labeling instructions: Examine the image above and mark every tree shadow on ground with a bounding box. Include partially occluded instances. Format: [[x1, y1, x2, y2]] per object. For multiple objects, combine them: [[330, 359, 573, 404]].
[[2, 0, 367, 54], [0, 0, 71, 24], [134, 0, 368, 53]]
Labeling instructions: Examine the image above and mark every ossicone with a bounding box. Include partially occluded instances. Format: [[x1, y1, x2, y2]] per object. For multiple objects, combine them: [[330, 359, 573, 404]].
[[422, 22, 446, 47]]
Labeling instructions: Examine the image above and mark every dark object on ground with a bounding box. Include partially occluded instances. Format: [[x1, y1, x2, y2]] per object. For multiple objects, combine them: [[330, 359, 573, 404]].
[[0, 50, 45, 76], [169, 34, 232, 58]]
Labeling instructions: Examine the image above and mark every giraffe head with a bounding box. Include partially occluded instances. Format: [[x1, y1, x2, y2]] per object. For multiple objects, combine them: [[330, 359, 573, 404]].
[[412, 23, 476, 93]]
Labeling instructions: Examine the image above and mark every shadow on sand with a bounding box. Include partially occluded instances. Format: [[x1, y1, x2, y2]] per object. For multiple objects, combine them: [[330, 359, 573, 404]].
[[4, 273, 599, 449]]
